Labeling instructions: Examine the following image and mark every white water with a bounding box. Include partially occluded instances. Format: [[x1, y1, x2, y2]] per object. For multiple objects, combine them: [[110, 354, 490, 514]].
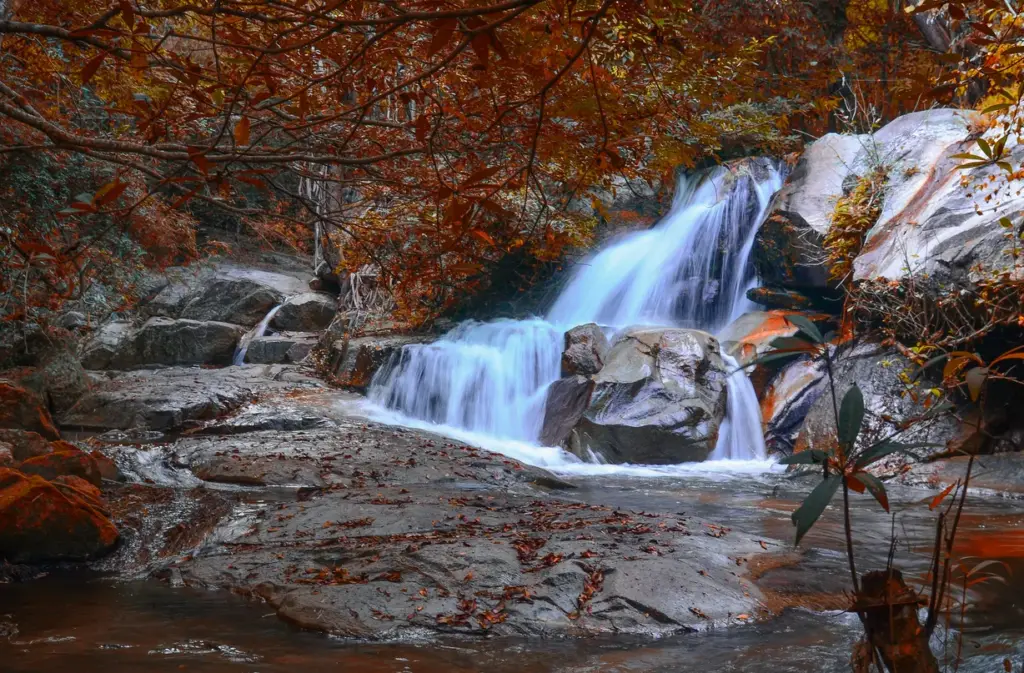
[[232, 304, 282, 366], [367, 159, 784, 470]]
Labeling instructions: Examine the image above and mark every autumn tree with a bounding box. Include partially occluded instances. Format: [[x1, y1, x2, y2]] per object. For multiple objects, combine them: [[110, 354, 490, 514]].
[[0, 0, 960, 325]]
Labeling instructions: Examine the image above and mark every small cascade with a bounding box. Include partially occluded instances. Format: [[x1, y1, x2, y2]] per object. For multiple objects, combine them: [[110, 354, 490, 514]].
[[368, 159, 784, 465], [369, 319, 562, 441], [232, 305, 282, 366]]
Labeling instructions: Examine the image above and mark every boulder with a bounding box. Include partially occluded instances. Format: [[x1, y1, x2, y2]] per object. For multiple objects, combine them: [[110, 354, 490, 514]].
[[567, 328, 729, 464], [180, 277, 283, 326], [754, 133, 867, 293], [0, 429, 53, 462], [0, 381, 59, 439], [328, 335, 431, 390], [20, 446, 104, 487], [753, 109, 1021, 307], [561, 323, 610, 377], [0, 468, 119, 563], [539, 375, 594, 447], [794, 343, 957, 463], [760, 356, 828, 455], [61, 365, 323, 431], [80, 321, 133, 370], [852, 110, 1024, 289], [104, 318, 246, 370], [58, 311, 88, 331], [16, 347, 89, 414], [246, 333, 318, 364], [720, 311, 807, 366], [271, 292, 336, 332], [0, 443, 12, 468]]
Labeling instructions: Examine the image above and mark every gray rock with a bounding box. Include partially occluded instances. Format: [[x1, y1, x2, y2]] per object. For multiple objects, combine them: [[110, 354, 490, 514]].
[[60, 365, 322, 431], [180, 278, 284, 327], [58, 311, 87, 331], [246, 332, 318, 364], [174, 422, 767, 640], [760, 356, 828, 455], [561, 323, 610, 377], [853, 110, 1024, 289], [754, 133, 866, 292], [102, 318, 246, 370], [568, 328, 729, 464], [81, 321, 133, 370], [328, 334, 432, 390], [539, 375, 594, 447], [271, 292, 336, 332], [18, 347, 90, 414], [754, 109, 1021, 303], [794, 342, 957, 464]]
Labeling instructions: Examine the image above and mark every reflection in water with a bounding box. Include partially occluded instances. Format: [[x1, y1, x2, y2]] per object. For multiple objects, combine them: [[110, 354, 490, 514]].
[[2, 471, 1022, 673]]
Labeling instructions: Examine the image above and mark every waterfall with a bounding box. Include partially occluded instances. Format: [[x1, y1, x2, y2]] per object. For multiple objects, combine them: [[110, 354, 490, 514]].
[[368, 159, 784, 464], [232, 305, 282, 366]]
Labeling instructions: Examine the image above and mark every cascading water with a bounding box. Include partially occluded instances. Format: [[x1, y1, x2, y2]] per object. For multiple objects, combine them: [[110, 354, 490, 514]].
[[368, 159, 784, 466], [233, 305, 282, 366]]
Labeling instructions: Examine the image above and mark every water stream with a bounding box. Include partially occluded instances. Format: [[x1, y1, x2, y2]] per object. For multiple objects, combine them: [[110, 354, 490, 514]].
[[232, 304, 282, 366], [369, 160, 784, 466]]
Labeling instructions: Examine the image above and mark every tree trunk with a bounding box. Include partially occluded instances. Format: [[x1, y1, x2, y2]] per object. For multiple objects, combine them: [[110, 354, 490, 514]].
[[852, 569, 940, 673]]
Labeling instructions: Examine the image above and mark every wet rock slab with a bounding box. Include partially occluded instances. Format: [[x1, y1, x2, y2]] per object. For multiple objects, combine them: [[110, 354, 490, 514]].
[[60, 365, 323, 431], [169, 418, 766, 639]]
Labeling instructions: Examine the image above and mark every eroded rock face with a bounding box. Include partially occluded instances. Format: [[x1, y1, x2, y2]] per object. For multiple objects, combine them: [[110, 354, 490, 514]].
[[0, 468, 119, 563], [180, 278, 284, 327], [852, 110, 1024, 289], [567, 328, 729, 464], [561, 323, 610, 377], [271, 292, 336, 332], [104, 318, 246, 370], [752, 109, 1022, 307], [760, 356, 828, 456]]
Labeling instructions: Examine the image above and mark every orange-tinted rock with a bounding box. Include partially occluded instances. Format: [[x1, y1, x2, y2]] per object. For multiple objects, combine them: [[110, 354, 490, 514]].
[[52, 475, 107, 514], [90, 451, 123, 482], [20, 447, 103, 487], [0, 429, 52, 462], [0, 468, 119, 563], [0, 381, 59, 440]]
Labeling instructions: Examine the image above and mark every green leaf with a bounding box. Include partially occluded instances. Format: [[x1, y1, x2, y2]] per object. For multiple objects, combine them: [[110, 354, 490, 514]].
[[743, 350, 807, 369], [982, 102, 1012, 114], [838, 385, 865, 451], [785, 314, 824, 344], [769, 335, 816, 351], [997, 161, 1014, 174], [778, 450, 829, 465], [978, 137, 993, 158], [950, 153, 988, 161], [854, 441, 941, 469], [852, 472, 889, 512], [792, 475, 841, 545]]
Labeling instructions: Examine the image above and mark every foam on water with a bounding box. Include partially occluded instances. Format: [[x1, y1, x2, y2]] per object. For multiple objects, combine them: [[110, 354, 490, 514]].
[[366, 159, 785, 475]]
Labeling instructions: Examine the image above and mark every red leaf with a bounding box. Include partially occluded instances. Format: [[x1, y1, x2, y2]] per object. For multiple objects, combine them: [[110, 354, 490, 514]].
[[93, 179, 129, 206], [81, 52, 107, 84], [428, 19, 457, 57], [464, 166, 501, 186], [929, 482, 957, 511], [188, 148, 211, 175], [234, 116, 251, 146], [469, 229, 495, 246], [471, 33, 490, 69]]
